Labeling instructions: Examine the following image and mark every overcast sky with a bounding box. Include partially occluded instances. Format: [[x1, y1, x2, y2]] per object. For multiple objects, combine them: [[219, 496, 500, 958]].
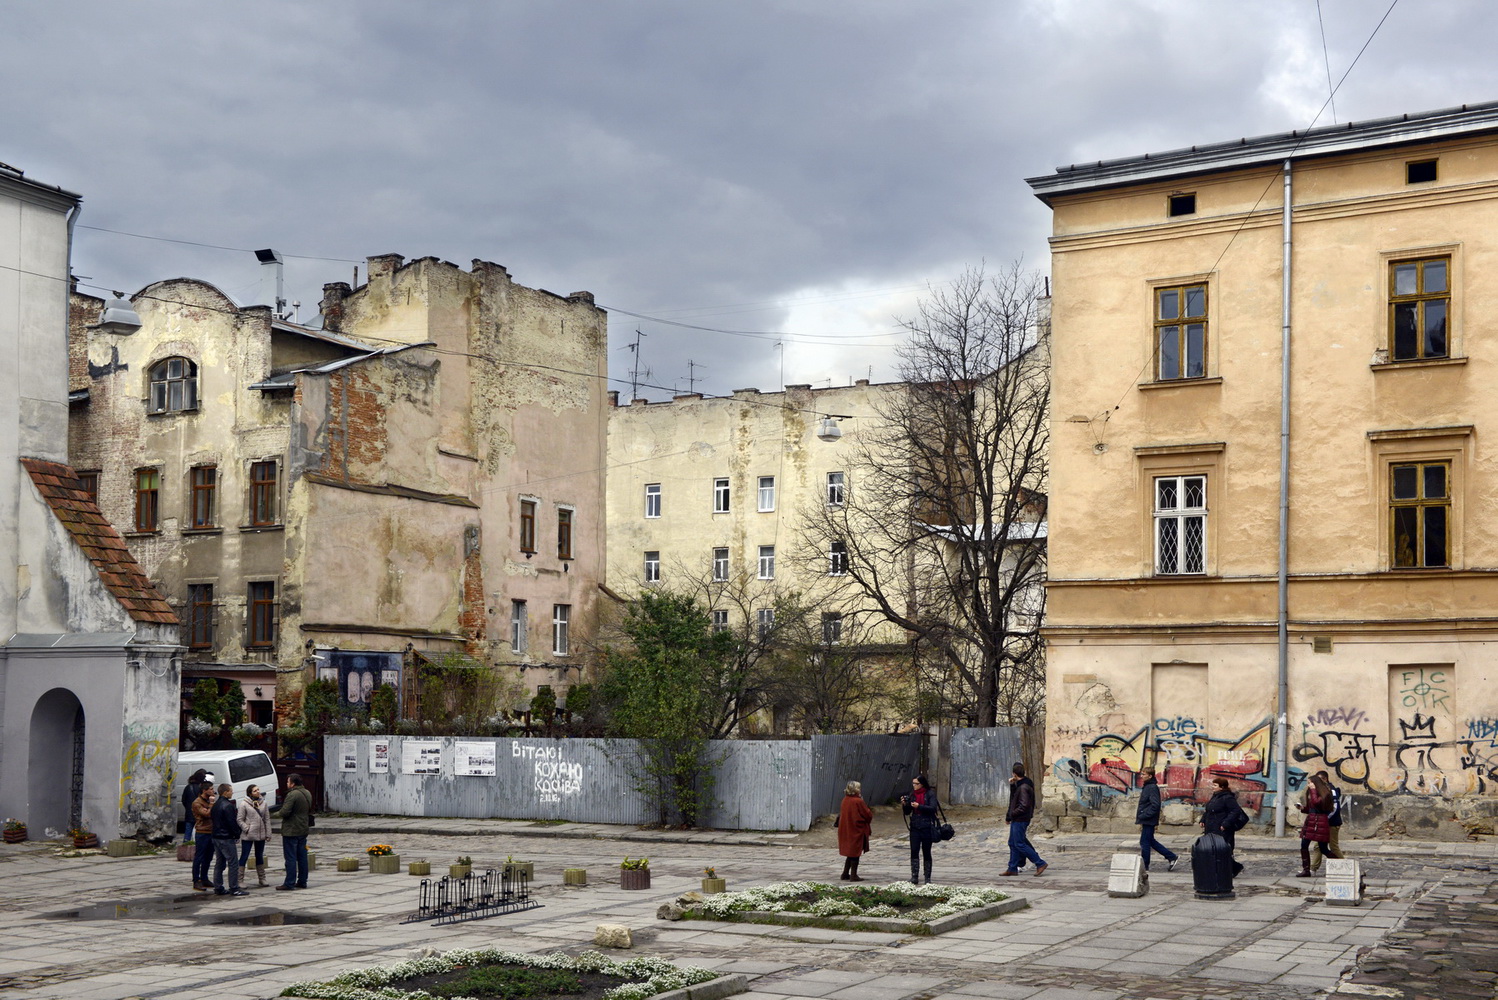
[[8, 1, 1498, 399]]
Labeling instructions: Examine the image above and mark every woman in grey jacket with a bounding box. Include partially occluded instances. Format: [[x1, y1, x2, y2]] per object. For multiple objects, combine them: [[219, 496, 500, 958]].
[[1136, 766, 1179, 872], [237, 784, 272, 887]]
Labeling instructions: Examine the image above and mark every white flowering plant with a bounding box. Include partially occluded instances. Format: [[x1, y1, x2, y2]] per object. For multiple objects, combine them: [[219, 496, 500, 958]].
[[279, 947, 720, 1000], [689, 880, 1007, 924]]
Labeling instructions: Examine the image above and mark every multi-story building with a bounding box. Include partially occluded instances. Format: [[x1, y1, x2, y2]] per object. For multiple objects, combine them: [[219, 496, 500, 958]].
[[69, 254, 607, 724], [1029, 102, 1498, 837]]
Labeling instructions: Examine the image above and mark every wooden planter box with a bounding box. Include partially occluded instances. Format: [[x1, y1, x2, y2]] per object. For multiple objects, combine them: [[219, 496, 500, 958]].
[[369, 854, 401, 874], [701, 877, 726, 894], [449, 864, 471, 879], [336, 857, 360, 872], [409, 862, 431, 876], [503, 862, 534, 881], [620, 868, 651, 890], [72, 834, 99, 849], [3, 828, 26, 844], [563, 868, 587, 885]]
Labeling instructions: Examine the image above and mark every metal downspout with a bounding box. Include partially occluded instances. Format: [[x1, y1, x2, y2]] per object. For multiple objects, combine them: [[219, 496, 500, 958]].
[[1275, 159, 1292, 838]]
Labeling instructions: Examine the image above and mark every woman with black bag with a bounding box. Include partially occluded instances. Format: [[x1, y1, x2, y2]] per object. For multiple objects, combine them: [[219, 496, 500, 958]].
[[901, 774, 939, 885], [1296, 772, 1340, 876]]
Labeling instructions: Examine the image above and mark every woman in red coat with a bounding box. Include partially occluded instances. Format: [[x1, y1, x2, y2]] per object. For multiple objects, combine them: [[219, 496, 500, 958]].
[[838, 780, 874, 881]]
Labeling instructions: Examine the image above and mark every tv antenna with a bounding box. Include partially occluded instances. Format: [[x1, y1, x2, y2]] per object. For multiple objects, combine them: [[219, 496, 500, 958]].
[[684, 359, 706, 394], [626, 329, 651, 400]]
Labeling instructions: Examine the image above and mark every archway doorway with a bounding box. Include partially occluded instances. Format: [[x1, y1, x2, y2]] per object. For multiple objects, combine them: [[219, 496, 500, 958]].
[[29, 688, 85, 834]]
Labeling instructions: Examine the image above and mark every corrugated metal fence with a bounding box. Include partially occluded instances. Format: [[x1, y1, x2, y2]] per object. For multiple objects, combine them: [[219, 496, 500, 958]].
[[323, 734, 921, 831], [947, 727, 1025, 806]]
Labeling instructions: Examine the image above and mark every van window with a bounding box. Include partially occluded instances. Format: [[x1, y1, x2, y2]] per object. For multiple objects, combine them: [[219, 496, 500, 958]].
[[228, 753, 274, 783]]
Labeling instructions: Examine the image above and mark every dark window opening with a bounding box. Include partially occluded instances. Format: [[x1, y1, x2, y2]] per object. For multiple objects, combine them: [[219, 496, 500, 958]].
[[1168, 193, 1196, 216], [1407, 159, 1438, 184]]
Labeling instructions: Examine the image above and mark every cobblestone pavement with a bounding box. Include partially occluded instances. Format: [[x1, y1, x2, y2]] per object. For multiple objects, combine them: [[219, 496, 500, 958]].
[[0, 819, 1492, 1000]]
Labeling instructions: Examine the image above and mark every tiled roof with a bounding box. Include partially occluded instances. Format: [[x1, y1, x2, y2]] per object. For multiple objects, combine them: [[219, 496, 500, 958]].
[[19, 458, 178, 625]]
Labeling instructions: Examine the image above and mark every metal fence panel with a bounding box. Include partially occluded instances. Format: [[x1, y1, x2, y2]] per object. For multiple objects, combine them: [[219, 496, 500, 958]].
[[700, 740, 811, 831], [948, 727, 1025, 806], [811, 734, 922, 815]]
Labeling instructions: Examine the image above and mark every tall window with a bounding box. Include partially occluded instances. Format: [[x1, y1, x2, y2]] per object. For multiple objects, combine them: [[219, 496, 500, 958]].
[[821, 612, 843, 645], [714, 477, 731, 513], [552, 604, 570, 655], [644, 483, 661, 518], [1390, 257, 1449, 361], [187, 584, 214, 649], [557, 508, 573, 559], [510, 600, 527, 654], [644, 550, 661, 583], [711, 609, 730, 633], [247, 581, 276, 647], [1154, 475, 1206, 575], [1154, 283, 1207, 380], [827, 471, 846, 506], [758, 545, 776, 580], [828, 540, 848, 576], [189, 465, 216, 528], [77, 471, 99, 502], [757, 476, 776, 512], [757, 607, 775, 640], [147, 357, 198, 414], [1391, 462, 1449, 568], [712, 547, 730, 582], [249, 461, 278, 526], [134, 468, 160, 532], [519, 499, 536, 553]]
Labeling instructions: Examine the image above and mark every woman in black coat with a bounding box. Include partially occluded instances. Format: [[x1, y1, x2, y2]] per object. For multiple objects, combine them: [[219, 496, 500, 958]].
[[180, 769, 209, 845], [901, 774, 939, 885], [1200, 777, 1248, 876]]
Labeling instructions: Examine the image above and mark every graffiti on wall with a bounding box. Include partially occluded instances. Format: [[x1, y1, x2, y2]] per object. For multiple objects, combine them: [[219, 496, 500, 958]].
[[119, 733, 177, 822], [513, 742, 582, 804], [1055, 719, 1287, 812], [1289, 705, 1498, 796]]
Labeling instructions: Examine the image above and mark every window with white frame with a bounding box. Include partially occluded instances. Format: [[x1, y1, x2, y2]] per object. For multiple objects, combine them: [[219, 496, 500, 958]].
[[711, 609, 729, 633], [821, 612, 842, 645], [510, 600, 527, 654], [644, 550, 661, 583], [828, 540, 848, 576], [1154, 475, 1206, 575], [644, 483, 661, 518], [827, 471, 846, 506], [757, 476, 776, 512], [714, 477, 730, 513], [757, 607, 775, 640], [712, 547, 729, 582], [758, 545, 775, 580], [552, 604, 570, 655]]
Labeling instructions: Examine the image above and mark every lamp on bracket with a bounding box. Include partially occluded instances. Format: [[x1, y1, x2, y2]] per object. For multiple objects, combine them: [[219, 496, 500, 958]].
[[92, 293, 143, 336], [816, 414, 849, 443]]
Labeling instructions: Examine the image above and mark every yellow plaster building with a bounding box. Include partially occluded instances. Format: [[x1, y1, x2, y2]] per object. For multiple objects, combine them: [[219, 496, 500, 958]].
[[1029, 102, 1498, 837]]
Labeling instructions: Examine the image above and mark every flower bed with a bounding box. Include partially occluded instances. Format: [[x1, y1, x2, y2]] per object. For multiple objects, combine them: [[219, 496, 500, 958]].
[[280, 947, 737, 1000], [683, 881, 1022, 935]]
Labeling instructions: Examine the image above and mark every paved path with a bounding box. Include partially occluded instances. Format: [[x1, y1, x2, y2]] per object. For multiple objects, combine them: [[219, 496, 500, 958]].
[[0, 821, 1492, 1000]]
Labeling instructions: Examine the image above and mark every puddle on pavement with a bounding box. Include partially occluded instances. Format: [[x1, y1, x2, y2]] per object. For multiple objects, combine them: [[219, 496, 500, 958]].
[[44, 896, 324, 925]]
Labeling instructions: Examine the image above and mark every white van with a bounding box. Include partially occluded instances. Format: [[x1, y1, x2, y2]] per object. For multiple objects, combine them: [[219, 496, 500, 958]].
[[176, 750, 280, 810]]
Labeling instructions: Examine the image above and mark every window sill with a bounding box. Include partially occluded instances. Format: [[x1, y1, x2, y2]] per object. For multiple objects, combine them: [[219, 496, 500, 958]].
[[124, 530, 161, 538], [1370, 356, 1468, 371], [238, 524, 285, 533], [1386, 566, 1454, 574], [1138, 377, 1223, 392], [182, 527, 223, 536], [146, 408, 200, 417]]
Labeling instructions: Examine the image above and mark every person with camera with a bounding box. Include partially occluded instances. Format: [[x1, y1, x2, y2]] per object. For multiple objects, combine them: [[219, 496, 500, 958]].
[[901, 774, 939, 885]]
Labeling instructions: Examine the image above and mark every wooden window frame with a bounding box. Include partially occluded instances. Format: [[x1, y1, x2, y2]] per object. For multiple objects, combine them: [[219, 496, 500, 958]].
[[519, 499, 537, 553], [556, 507, 573, 560], [1389, 256, 1451, 362], [1153, 282, 1209, 381], [249, 461, 278, 526], [247, 581, 277, 648], [190, 465, 217, 528], [1390, 461, 1451, 569], [148, 356, 199, 414], [187, 583, 215, 650], [77, 470, 99, 502], [134, 467, 160, 532]]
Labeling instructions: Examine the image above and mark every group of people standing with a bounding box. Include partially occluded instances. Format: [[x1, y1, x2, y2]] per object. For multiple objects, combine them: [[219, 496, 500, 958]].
[[181, 770, 314, 894]]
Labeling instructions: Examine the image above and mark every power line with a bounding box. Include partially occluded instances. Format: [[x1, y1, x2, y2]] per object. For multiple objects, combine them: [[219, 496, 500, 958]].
[[76, 224, 360, 263]]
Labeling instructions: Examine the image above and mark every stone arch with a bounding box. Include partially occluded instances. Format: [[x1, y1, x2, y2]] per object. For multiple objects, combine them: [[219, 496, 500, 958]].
[[28, 688, 85, 834]]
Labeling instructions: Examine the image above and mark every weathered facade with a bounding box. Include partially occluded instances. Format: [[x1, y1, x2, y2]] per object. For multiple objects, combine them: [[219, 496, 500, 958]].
[[1, 163, 181, 840], [69, 254, 608, 724], [1030, 102, 1498, 838]]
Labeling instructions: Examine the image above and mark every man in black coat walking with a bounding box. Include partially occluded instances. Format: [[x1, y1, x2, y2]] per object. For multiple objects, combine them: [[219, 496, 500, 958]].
[[1001, 763, 1048, 877], [1135, 765, 1178, 872]]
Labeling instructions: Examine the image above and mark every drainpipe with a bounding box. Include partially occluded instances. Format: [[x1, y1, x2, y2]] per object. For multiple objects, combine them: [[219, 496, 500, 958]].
[[1275, 159, 1292, 838]]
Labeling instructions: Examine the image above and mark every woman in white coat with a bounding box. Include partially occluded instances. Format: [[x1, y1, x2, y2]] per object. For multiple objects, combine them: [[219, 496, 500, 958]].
[[236, 784, 272, 887]]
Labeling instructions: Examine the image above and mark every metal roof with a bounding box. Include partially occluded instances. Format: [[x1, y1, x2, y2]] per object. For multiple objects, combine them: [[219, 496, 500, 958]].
[[248, 341, 436, 390], [1027, 100, 1498, 203]]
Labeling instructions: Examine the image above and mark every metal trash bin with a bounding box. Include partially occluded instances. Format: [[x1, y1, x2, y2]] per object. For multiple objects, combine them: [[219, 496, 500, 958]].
[[1191, 833, 1236, 900]]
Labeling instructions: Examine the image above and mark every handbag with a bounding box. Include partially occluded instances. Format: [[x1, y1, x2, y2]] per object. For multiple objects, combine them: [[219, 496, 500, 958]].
[[176, 842, 195, 862], [936, 802, 956, 842]]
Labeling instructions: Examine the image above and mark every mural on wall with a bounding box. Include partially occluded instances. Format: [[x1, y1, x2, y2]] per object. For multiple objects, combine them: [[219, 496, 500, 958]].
[[326, 650, 402, 710], [1055, 719, 1294, 812]]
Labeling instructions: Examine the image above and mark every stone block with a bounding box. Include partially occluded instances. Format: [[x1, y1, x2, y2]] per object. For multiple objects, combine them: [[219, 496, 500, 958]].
[[105, 839, 138, 857], [657, 902, 686, 920], [1056, 815, 1085, 833], [594, 924, 633, 949], [1107, 852, 1147, 898]]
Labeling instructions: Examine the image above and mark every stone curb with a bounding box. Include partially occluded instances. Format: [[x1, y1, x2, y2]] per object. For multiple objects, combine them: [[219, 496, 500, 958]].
[[655, 973, 749, 1000], [302, 820, 796, 846], [691, 896, 1027, 936]]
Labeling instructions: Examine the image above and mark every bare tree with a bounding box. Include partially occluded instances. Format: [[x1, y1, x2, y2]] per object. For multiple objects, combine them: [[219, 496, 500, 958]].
[[806, 262, 1048, 728]]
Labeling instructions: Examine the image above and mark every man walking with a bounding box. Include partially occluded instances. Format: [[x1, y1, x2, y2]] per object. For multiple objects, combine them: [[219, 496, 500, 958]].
[[1001, 762, 1048, 877], [209, 783, 248, 896], [272, 774, 313, 891], [1135, 765, 1178, 873], [1311, 770, 1344, 872]]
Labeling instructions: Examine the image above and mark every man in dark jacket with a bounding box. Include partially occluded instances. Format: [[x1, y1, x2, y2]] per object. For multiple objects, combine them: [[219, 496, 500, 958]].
[[209, 784, 247, 896], [1001, 762, 1048, 877], [1135, 765, 1178, 872], [272, 774, 313, 890], [1200, 777, 1248, 876]]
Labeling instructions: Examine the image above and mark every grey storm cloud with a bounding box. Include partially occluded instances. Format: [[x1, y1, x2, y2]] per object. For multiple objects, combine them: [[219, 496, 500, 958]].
[[7, 0, 1498, 397]]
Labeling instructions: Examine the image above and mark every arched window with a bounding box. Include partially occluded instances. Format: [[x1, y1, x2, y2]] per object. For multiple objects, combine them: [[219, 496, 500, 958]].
[[148, 357, 198, 414]]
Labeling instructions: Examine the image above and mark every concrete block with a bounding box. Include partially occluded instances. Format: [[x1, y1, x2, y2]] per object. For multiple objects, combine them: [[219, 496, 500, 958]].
[[1323, 858, 1363, 906], [1056, 815, 1085, 833], [1107, 852, 1147, 898], [105, 839, 138, 857], [595, 923, 633, 948]]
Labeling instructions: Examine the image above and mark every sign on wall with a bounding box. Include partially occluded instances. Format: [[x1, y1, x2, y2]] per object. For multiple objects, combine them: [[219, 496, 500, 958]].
[[402, 740, 443, 774], [328, 650, 403, 711], [454, 741, 497, 776], [370, 739, 390, 773], [338, 738, 358, 772]]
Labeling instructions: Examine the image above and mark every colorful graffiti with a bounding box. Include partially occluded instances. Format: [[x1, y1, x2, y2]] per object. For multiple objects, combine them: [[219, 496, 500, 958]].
[[1056, 719, 1285, 812], [1291, 711, 1498, 796]]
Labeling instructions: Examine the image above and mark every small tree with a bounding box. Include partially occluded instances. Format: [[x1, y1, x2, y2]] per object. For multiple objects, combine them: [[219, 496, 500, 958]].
[[302, 678, 341, 734]]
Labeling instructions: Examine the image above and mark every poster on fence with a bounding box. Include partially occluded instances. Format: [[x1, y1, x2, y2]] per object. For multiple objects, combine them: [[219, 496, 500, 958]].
[[454, 741, 497, 776], [402, 739, 443, 774], [370, 739, 390, 773], [338, 738, 358, 772]]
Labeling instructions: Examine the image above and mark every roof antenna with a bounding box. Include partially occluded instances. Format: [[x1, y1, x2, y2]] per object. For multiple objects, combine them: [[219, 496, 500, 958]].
[[685, 359, 705, 394], [627, 329, 650, 400]]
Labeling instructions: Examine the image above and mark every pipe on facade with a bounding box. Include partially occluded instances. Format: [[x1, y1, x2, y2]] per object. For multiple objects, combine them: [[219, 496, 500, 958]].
[[1274, 159, 1292, 838]]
